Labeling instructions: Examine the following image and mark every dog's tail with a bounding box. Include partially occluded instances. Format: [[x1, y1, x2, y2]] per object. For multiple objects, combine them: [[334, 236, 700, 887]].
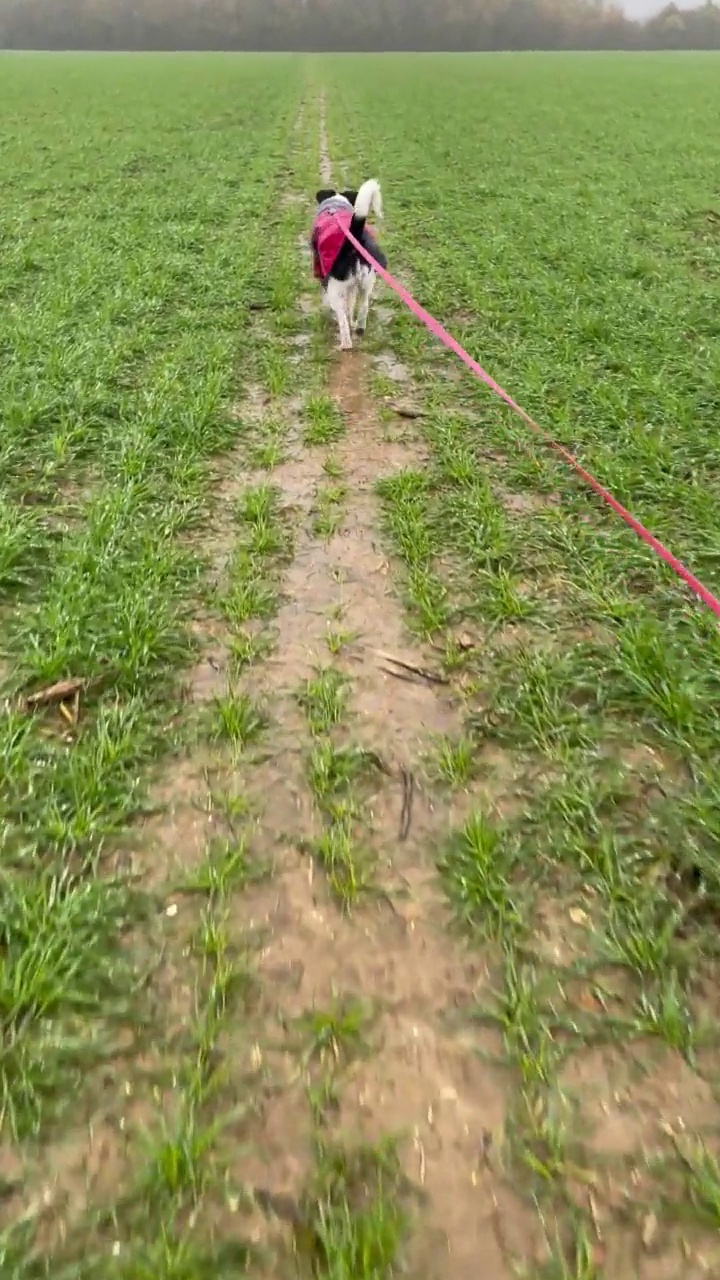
[[350, 179, 383, 239]]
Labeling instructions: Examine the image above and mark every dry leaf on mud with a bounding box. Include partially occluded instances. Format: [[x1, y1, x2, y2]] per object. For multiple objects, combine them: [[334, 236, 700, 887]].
[[569, 907, 589, 926]]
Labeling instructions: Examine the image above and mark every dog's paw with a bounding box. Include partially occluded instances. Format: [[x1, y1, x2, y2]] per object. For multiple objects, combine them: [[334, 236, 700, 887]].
[[355, 325, 365, 337]]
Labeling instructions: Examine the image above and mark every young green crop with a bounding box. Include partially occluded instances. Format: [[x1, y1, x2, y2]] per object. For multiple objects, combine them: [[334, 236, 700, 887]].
[[0, 49, 306, 1275], [6, 49, 720, 1280], [329, 50, 720, 1278]]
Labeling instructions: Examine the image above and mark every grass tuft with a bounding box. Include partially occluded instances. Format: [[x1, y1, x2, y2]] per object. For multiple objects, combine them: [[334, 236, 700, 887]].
[[298, 667, 350, 736], [299, 1140, 406, 1280], [211, 690, 267, 748], [438, 810, 522, 939], [303, 396, 345, 447]]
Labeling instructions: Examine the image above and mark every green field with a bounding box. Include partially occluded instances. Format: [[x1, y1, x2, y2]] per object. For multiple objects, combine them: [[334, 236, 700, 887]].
[[2, 50, 720, 1280]]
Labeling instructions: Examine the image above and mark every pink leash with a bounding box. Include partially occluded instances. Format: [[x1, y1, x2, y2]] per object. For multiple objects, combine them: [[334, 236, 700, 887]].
[[340, 220, 720, 623]]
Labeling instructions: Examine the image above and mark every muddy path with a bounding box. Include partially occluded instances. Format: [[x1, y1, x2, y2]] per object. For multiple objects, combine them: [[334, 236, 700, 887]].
[[219, 93, 541, 1280]]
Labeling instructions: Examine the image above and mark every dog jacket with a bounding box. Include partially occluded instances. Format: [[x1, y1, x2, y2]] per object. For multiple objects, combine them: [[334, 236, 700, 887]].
[[311, 194, 385, 280], [311, 194, 353, 280]]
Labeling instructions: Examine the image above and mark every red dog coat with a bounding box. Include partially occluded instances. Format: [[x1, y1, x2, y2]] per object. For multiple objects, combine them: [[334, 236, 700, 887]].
[[311, 207, 352, 280], [311, 207, 379, 281]]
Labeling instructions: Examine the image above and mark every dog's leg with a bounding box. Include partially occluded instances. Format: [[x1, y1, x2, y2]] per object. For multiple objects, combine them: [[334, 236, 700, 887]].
[[327, 277, 353, 351], [338, 307, 352, 350], [347, 278, 359, 333], [355, 270, 376, 336]]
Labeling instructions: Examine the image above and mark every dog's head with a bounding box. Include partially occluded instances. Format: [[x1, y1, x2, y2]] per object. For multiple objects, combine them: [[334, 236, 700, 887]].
[[316, 188, 358, 206]]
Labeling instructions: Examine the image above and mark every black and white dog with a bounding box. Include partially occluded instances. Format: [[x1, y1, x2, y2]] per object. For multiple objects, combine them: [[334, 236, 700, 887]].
[[311, 179, 387, 351]]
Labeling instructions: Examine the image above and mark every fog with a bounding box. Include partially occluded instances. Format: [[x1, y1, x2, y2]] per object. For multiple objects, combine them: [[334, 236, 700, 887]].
[[1, 0, 718, 52], [621, 0, 704, 16]]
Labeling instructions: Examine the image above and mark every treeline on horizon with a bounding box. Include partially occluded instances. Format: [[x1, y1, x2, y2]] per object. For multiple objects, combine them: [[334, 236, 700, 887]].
[[1, 0, 719, 52]]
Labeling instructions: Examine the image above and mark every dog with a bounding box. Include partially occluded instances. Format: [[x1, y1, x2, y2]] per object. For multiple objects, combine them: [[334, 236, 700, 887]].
[[311, 179, 387, 351]]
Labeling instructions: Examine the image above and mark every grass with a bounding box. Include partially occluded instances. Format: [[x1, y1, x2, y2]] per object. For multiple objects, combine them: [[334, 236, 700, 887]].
[[298, 666, 351, 735], [303, 731, 378, 907], [298, 1141, 406, 1280], [299, 996, 373, 1068], [438, 809, 522, 940], [313, 479, 348, 540], [303, 394, 345, 446], [325, 621, 354, 655], [7, 47, 720, 1280], [0, 49, 313, 1276], [430, 732, 476, 786], [246, 414, 287, 471], [210, 690, 267, 748], [329, 49, 720, 1277], [182, 831, 265, 899], [222, 482, 292, 629]]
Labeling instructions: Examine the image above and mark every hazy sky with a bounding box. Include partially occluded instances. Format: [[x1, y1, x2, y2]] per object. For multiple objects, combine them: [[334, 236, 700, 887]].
[[621, 0, 699, 16]]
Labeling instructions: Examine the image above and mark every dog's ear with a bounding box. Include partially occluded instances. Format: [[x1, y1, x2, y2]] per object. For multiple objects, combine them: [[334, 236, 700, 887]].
[[315, 188, 336, 203], [341, 189, 358, 205]]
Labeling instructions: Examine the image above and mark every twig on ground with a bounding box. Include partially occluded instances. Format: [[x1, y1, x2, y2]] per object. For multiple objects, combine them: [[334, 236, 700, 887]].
[[23, 677, 84, 710], [399, 767, 414, 841], [376, 650, 449, 686]]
